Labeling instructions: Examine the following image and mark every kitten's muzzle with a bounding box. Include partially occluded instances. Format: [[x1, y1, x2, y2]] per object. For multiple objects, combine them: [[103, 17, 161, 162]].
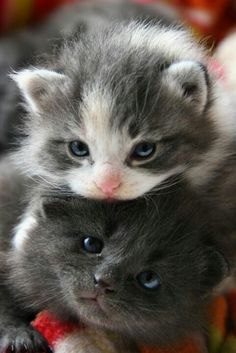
[[94, 274, 115, 294], [94, 163, 122, 197]]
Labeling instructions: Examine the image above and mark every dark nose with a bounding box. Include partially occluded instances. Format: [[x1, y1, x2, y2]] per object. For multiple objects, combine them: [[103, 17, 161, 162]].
[[94, 274, 115, 293]]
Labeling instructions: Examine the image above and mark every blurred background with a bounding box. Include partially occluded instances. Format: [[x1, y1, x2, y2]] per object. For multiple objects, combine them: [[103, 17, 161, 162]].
[[1, 0, 236, 44]]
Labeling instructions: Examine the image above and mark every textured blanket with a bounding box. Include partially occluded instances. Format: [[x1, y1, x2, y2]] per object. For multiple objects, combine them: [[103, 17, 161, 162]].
[[33, 290, 236, 353]]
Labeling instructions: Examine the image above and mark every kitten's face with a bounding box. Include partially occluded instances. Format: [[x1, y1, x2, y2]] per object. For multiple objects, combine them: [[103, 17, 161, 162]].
[[13, 23, 215, 200], [12, 196, 227, 345]]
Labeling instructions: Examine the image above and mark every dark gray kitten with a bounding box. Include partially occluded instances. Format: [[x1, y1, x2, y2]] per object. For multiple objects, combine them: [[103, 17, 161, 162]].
[[0, 173, 228, 352]]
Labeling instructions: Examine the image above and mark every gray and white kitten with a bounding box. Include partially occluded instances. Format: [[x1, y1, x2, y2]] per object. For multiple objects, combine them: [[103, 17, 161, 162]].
[[3, 1, 234, 249], [0, 178, 228, 353], [9, 1, 235, 202]]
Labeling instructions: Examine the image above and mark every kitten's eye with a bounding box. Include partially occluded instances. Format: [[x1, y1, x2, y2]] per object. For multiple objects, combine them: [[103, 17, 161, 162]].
[[69, 141, 90, 157], [82, 236, 103, 254], [136, 271, 161, 290], [131, 142, 155, 160]]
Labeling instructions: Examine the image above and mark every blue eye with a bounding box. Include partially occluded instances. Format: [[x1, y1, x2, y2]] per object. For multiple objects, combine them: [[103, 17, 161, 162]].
[[132, 142, 155, 160], [82, 237, 103, 254], [136, 271, 161, 291], [69, 141, 90, 157]]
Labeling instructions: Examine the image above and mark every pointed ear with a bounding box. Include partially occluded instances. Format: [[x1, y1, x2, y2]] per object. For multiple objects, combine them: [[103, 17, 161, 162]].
[[163, 61, 209, 114], [10, 69, 70, 113], [39, 196, 74, 219]]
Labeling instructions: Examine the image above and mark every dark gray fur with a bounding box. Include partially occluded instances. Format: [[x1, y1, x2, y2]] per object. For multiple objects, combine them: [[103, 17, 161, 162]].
[[0, 2, 234, 352], [0, 175, 228, 352], [198, 144, 236, 251], [0, 160, 50, 353]]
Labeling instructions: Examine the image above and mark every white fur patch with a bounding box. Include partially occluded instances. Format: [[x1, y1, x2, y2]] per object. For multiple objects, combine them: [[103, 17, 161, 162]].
[[12, 211, 37, 251], [80, 86, 115, 149]]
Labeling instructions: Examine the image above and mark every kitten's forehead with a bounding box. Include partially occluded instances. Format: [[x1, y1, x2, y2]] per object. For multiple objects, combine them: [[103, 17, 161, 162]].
[[61, 22, 205, 139], [80, 85, 131, 157], [52, 198, 175, 245], [73, 61, 162, 152], [62, 22, 204, 76]]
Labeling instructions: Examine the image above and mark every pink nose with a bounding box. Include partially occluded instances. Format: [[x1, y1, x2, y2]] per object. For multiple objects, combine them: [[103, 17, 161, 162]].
[[95, 177, 121, 195]]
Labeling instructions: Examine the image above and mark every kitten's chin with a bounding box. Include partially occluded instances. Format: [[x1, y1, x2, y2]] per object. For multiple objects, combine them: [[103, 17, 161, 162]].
[[76, 297, 129, 333], [76, 297, 113, 326], [68, 187, 141, 201], [76, 300, 189, 346]]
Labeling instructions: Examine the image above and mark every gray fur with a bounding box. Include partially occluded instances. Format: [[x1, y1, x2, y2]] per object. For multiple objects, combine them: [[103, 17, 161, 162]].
[[1, 2, 236, 217], [0, 174, 228, 351], [7, 1, 216, 201], [9, 2, 236, 212], [0, 0, 171, 153], [0, 2, 235, 351], [12, 3, 236, 245]]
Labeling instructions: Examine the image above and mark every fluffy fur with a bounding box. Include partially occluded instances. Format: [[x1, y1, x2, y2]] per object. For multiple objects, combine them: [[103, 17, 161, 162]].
[[0, 168, 228, 352], [11, 20, 210, 200], [7, 0, 234, 203], [0, 3, 235, 351], [0, 0, 170, 154], [1, 2, 234, 242]]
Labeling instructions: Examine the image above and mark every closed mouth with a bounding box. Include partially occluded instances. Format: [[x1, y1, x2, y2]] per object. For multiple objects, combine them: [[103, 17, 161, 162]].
[[79, 295, 109, 313], [80, 295, 98, 302]]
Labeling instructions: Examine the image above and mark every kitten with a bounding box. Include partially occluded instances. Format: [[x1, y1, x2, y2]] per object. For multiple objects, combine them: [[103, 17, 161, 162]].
[[0, 177, 228, 352], [9, 1, 236, 202]]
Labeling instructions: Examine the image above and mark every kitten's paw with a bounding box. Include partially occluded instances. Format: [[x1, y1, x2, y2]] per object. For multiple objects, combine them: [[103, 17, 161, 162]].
[[0, 325, 51, 353]]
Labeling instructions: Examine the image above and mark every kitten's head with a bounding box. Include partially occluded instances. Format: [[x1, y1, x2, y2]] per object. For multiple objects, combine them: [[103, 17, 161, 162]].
[[12, 22, 217, 200], [11, 193, 228, 345]]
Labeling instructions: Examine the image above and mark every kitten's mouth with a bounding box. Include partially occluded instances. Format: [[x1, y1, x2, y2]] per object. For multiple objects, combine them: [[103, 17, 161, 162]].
[[80, 294, 98, 302], [79, 294, 109, 313]]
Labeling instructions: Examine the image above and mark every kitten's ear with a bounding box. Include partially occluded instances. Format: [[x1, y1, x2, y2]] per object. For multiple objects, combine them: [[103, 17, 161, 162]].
[[163, 61, 209, 114], [39, 196, 74, 219], [202, 248, 229, 290], [11, 69, 70, 113]]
